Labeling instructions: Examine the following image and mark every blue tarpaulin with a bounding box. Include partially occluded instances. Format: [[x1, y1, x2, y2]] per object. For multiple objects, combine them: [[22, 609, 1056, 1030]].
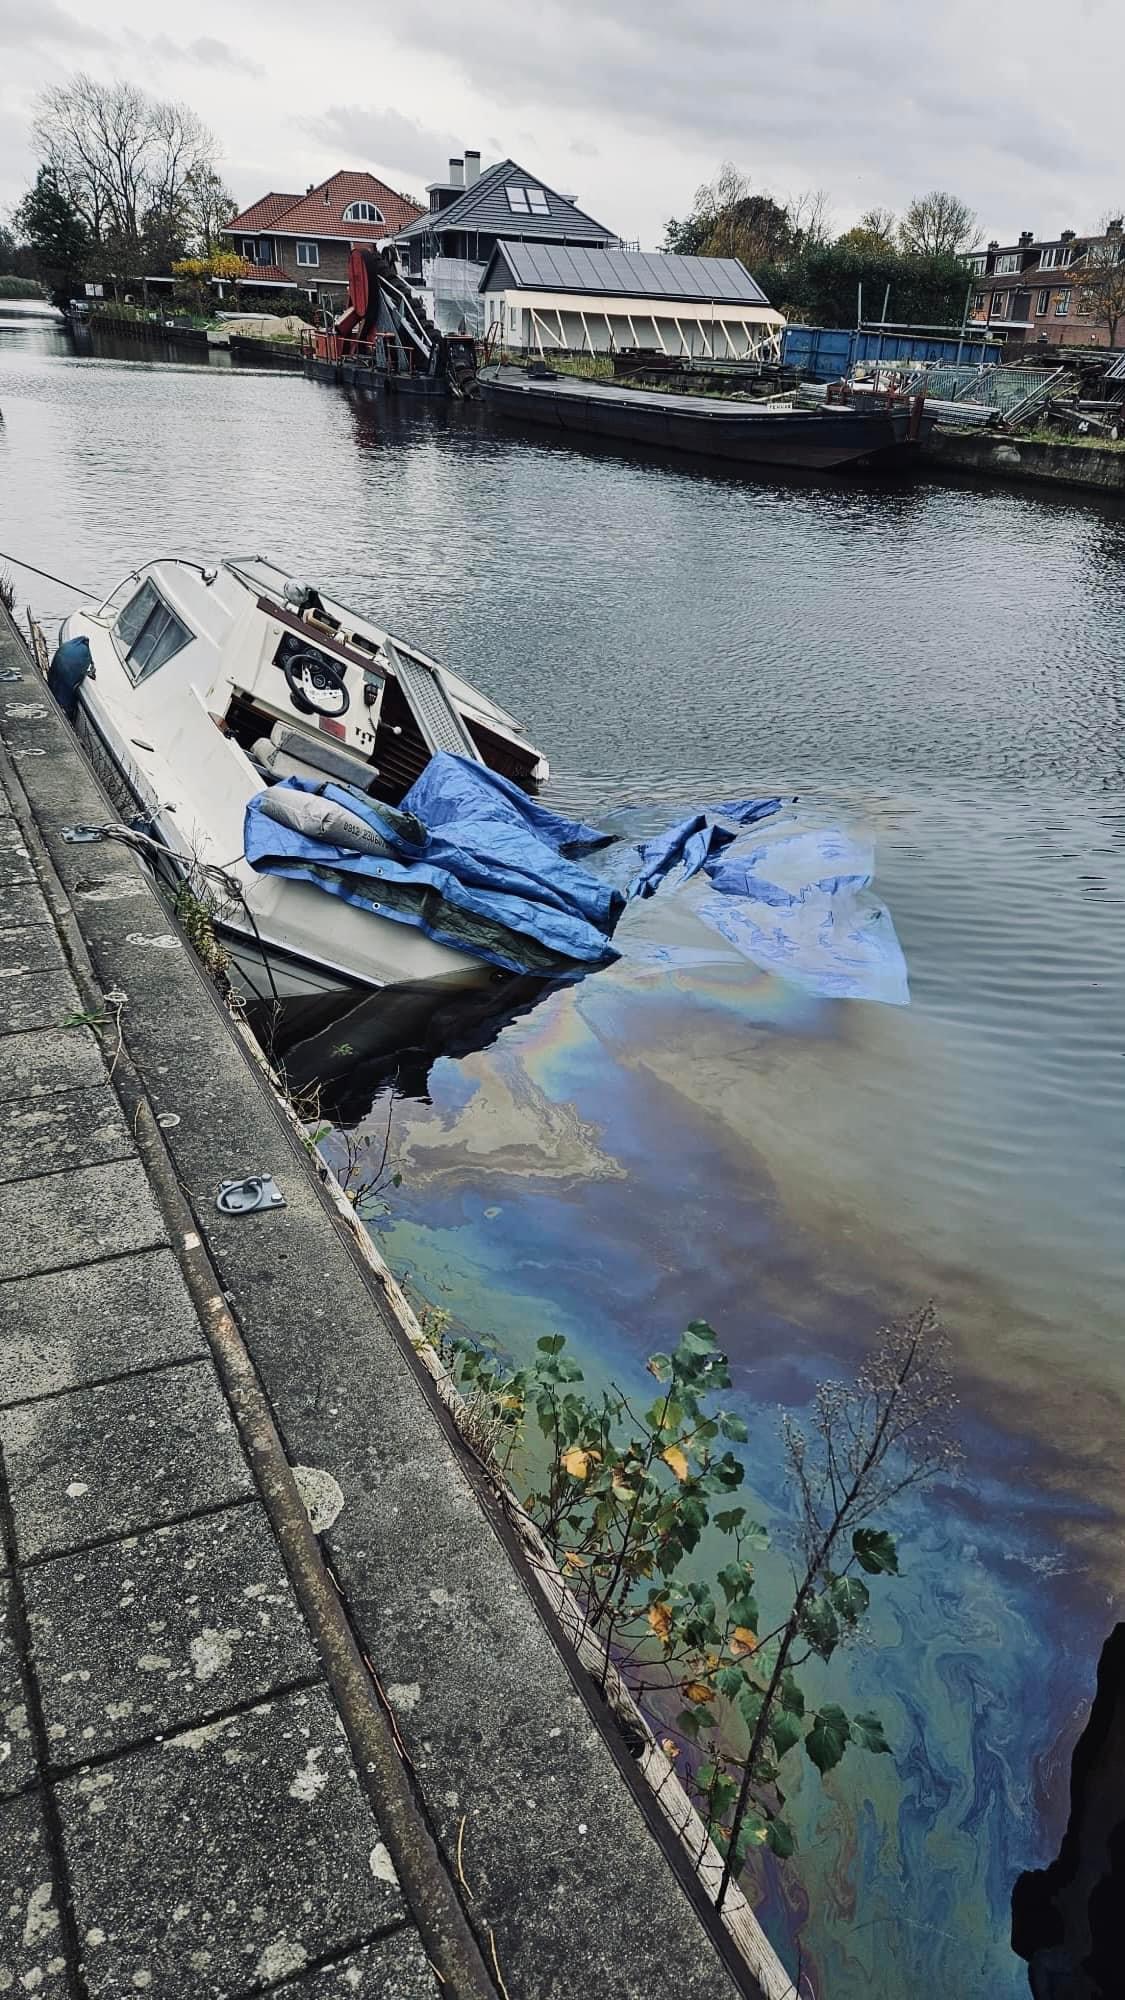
[[696, 824, 910, 1005], [244, 755, 906, 1001]]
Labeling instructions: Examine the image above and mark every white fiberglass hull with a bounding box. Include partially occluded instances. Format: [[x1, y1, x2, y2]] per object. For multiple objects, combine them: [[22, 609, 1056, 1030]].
[[72, 687, 489, 1004]]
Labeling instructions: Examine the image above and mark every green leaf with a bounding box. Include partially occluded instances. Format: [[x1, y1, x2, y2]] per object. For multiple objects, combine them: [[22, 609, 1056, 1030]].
[[768, 1711, 803, 1759], [536, 1335, 565, 1354], [738, 1683, 764, 1729], [852, 1711, 892, 1755], [733, 1809, 769, 1861], [765, 1815, 797, 1860], [830, 1575, 871, 1624], [719, 1412, 749, 1442], [779, 1673, 805, 1717], [646, 1352, 672, 1381], [696, 1761, 717, 1792], [716, 1664, 746, 1699], [805, 1706, 851, 1776], [852, 1528, 899, 1575], [799, 1594, 840, 1661], [714, 1507, 746, 1535], [676, 1706, 702, 1741], [679, 1321, 718, 1356]]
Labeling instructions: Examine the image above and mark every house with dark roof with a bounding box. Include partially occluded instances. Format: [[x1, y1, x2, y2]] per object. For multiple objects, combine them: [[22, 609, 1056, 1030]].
[[480, 243, 784, 360], [392, 149, 618, 333], [964, 220, 1125, 348], [220, 174, 424, 301]]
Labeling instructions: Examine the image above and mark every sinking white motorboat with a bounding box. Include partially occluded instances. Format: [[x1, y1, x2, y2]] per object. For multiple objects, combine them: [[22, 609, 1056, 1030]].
[[58, 556, 549, 1001]]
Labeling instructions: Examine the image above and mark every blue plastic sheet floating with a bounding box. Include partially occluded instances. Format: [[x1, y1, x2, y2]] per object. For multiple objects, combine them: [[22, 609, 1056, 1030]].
[[244, 755, 907, 1003], [695, 824, 910, 1006]]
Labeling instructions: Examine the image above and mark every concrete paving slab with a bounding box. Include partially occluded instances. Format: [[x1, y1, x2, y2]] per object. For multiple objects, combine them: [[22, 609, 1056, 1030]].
[[0, 922, 65, 975], [287, 1931, 441, 1998], [27, 1504, 319, 1762], [0, 1577, 35, 1799], [0, 1247, 206, 1406], [0, 1360, 254, 1561], [0, 1025, 105, 1104], [0, 849, 35, 887], [0, 1156, 167, 1282], [0, 1085, 134, 1185], [0, 1790, 68, 1995], [57, 1685, 405, 2000], [0, 966, 83, 1036], [0, 880, 49, 928]]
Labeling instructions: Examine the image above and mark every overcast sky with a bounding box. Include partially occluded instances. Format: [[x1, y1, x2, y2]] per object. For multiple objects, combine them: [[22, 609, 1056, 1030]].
[[2, 0, 1121, 248]]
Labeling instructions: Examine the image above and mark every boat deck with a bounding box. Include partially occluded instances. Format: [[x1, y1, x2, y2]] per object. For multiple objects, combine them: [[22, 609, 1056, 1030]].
[[486, 365, 804, 419]]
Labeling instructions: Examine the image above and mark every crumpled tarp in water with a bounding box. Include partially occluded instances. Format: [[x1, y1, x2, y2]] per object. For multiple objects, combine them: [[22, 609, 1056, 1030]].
[[695, 824, 910, 1005], [244, 754, 906, 1000]]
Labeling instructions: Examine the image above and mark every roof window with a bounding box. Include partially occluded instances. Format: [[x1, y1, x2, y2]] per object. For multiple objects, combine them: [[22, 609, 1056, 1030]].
[[343, 201, 385, 224], [506, 186, 550, 215]]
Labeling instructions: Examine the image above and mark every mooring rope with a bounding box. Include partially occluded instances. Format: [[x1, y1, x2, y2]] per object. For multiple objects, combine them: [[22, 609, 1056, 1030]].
[[0, 549, 97, 597]]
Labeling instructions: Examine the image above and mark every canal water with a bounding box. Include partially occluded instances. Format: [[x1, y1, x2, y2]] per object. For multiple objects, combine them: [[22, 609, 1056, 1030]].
[[2, 317, 1123, 1998]]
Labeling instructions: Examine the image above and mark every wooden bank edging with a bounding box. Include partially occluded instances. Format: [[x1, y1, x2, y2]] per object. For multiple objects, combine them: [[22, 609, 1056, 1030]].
[[233, 1015, 797, 2000]]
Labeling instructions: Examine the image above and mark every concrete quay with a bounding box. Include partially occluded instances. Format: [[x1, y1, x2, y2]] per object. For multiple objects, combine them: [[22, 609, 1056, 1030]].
[[0, 601, 754, 2000]]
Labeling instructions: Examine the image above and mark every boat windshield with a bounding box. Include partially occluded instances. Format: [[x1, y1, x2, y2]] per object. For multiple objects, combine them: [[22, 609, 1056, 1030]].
[[114, 580, 194, 684]]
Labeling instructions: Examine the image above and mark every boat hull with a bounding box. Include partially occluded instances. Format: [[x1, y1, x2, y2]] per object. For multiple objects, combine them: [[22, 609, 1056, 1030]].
[[480, 371, 933, 470], [69, 690, 490, 1006]]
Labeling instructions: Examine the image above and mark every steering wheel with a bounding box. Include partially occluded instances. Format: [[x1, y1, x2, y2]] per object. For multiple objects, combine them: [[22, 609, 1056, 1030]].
[[284, 649, 350, 719]]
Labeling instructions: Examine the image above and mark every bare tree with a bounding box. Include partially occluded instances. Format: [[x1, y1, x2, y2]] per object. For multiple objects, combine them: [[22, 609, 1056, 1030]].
[[789, 187, 834, 251], [857, 206, 898, 246], [31, 73, 221, 274], [898, 190, 980, 258], [1071, 217, 1125, 346]]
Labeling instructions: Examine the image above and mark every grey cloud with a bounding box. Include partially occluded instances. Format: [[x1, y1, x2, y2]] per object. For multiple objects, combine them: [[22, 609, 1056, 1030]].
[[300, 104, 464, 183], [0, 0, 113, 49], [122, 32, 264, 77], [371, 0, 1103, 218]]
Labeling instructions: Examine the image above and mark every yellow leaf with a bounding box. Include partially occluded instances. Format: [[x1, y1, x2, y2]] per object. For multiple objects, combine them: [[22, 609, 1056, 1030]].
[[647, 1600, 673, 1645], [561, 1447, 592, 1480], [661, 1737, 680, 1761], [683, 1680, 716, 1705], [563, 1550, 588, 1570], [661, 1445, 690, 1482], [731, 1627, 759, 1656]]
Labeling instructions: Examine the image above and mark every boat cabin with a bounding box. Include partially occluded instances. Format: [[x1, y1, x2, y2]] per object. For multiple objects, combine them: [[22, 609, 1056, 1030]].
[[99, 557, 546, 807]]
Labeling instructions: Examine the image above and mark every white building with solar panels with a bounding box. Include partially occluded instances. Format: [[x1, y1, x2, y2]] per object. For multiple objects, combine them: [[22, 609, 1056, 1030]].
[[479, 244, 785, 362]]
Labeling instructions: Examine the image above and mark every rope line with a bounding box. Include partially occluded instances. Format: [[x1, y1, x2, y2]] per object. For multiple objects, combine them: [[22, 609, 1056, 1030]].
[[0, 550, 97, 597]]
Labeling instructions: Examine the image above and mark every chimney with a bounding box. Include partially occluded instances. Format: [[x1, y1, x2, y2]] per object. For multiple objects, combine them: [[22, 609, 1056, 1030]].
[[464, 149, 480, 185], [1060, 229, 1076, 243], [987, 239, 999, 251], [1108, 218, 1124, 237], [1018, 230, 1034, 247], [306, 183, 313, 194], [449, 158, 464, 188]]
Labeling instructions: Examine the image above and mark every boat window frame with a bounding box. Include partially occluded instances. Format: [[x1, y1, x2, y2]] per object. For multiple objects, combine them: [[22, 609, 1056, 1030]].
[[112, 579, 195, 685]]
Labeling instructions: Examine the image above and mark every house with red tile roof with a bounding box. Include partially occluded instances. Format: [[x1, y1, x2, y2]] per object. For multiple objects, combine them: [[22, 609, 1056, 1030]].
[[220, 173, 424, 300]]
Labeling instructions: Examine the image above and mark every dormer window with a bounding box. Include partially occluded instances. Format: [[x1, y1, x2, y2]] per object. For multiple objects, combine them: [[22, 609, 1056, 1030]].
[[342, 201, 385, 224], [505, 185, 550, 216]]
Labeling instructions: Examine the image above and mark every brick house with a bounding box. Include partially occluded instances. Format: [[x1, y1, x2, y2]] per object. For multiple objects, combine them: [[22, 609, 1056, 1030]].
[[965, 221, 1125, 348], [220, 173, 424, 303]]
